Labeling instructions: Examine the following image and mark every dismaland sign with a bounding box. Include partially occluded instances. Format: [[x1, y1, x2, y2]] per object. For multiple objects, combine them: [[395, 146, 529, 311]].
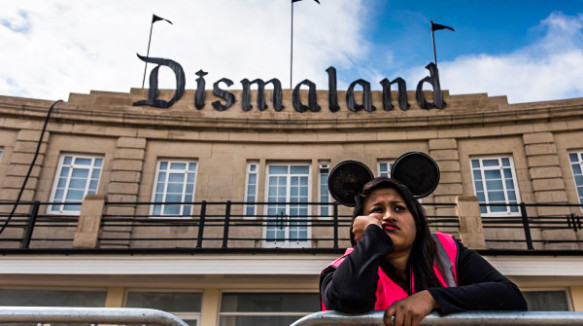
[[133, 54, 447, 112]]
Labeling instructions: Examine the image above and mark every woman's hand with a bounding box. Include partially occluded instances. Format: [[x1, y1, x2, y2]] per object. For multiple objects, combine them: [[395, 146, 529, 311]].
[[352, 215, 382, 243], [383, 290, 439, 326]]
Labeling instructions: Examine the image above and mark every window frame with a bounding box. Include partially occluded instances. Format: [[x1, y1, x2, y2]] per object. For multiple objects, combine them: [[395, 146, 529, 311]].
[[150, 159, 198, 218], [318, 162, 332, 219], [48, 154, 104, 215], [262, 163, 312, 248], [568, 151, 583, 208], [217, 291, 319, 326], [470, 156, 521, 217], [243, 162, 259, 219], [124, 289, 202, 326], [521, 288, 573, 311], [377, 160, 394, 178], [0, 286, 108, 307]]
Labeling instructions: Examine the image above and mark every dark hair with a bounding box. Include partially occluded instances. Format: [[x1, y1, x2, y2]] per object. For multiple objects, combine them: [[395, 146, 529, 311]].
[[352, 177, 443, 292]]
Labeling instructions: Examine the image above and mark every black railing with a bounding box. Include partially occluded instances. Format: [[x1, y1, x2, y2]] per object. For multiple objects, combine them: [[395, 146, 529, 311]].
[[0, 201, 80, 249], [481, 202, 583, 250], [100, 201, 355, 250], [0, 200, 457, 251], [98, 201, 459, 250], [1, 200, 581, 252]]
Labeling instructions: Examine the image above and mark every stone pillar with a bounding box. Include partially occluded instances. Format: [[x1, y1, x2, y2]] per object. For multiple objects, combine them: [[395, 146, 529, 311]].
[[455, 196, 486, 249], [523, 132, 574, 249], [104, 287, 126, 307], [201, 288, 221, 326], [100, 137, 146, 248], [0, 129, 48, 202], [0, 129, 49, 245], [429, 138, 463, 232], [571, 286, 583, 312], [524, 132, 569, 206], [73, 194, 106, 248]]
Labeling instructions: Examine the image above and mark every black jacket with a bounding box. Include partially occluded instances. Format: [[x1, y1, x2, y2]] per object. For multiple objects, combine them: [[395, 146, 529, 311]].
[[320, 225, 528, 314]]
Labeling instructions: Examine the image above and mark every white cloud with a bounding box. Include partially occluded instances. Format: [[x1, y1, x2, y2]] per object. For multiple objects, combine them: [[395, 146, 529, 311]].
[[408, 12, 583, 103], [0, 0, 369, 101]]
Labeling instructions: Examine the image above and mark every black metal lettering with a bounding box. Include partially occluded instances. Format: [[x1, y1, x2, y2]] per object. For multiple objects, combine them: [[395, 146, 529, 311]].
[[194, 70, 208, 110], [212, 78, 236, 111], [346, 79, 376, 112], [132, 54, 185, 109], [415, 62, 446, 110], [240, 78, 284, 111], [380, 77, 410, 111], [326, 66, 340, 112], [292, 79, 321, 113]]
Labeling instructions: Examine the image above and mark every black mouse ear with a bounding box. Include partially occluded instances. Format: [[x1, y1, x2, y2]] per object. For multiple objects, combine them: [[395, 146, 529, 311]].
[[328, 160, 374, 207], [391, 152, 440, 198]]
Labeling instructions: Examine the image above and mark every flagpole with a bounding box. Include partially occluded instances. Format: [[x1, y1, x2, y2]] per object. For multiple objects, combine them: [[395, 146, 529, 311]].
[[290, 1, 294, 89], [141, 19, 154, 89], [431, 21, 438, 68]]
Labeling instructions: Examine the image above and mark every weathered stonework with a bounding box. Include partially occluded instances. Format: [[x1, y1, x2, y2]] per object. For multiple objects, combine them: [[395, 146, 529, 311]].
[[0, 90, 581, 251]]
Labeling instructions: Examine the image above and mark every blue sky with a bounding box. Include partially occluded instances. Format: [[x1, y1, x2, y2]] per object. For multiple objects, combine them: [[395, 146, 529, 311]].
[[1, 0, 583, 103], [362, 1, 583, 70]]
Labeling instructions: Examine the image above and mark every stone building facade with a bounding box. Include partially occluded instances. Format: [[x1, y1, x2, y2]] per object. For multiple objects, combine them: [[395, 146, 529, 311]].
[[0, 87, 582, 325]]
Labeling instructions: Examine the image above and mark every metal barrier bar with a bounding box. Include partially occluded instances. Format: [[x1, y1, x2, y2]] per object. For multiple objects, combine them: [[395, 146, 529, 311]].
[[0, 306, 189, 326], [290, 311, 583, 326]]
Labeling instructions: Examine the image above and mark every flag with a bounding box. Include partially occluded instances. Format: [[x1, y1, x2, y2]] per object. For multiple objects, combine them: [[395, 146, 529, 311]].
[[292, 0, 320, 4], [152, 14, 173, 25], [431, 21, 454, 32]]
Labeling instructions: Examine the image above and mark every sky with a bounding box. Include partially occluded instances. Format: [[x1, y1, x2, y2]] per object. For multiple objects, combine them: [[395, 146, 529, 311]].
[[1, 0, 583, 104]]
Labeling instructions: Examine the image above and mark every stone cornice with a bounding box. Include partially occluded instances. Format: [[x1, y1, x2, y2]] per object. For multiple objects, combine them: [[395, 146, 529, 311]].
[[1, 91, 582, 133]]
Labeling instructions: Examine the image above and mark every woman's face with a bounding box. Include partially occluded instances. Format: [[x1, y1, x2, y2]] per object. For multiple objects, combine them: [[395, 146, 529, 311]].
[[363, 187, 417, 254]]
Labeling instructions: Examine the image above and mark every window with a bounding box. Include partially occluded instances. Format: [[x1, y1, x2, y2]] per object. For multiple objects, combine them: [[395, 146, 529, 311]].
[[49, 155, 103, 214], [569, 152, 583, 205], [378, 161, 393, 178], [264, 164, 310, 247], [470, 157, 520, 216], [0, 147, 3, 162], [319, 162, 331, 217], [219, 293, 319, 326], [151, 160, 198, 217], [244, 162, 259, 218], [523, 290, 571, 311], [126, 291, 202, 326], [0, 288, 106, 307]]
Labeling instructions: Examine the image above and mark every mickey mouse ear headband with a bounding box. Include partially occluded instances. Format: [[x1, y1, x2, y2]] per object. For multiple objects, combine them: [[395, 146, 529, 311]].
[[328, 152, 440, 207]]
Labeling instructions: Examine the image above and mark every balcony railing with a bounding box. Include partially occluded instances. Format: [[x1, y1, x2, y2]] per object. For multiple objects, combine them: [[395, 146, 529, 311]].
[[0, 200, 581, 252], [480, 202, 583, 250]]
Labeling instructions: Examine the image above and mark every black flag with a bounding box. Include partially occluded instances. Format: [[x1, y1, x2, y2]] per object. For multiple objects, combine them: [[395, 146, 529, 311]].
[[431, 22, 454, 31], [152, 14, 173, 25], [292, 0, 320, 4]]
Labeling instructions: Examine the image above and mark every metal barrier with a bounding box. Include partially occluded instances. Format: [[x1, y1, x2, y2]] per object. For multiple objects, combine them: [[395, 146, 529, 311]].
[[0, 306, 189, 326], [290, 311, 583, 326]]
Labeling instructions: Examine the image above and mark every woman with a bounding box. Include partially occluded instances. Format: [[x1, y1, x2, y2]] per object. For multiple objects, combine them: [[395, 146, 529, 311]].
[[320, 177, 527, 326]]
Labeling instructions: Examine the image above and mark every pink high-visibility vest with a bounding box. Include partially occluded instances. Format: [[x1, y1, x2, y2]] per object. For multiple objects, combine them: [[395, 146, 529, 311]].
[[321, 232, 458, 311]]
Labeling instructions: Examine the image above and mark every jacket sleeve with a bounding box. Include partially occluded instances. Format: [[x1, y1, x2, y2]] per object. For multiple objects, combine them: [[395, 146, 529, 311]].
[[427, 241, 528, 314], [320, 224, 394, 313]]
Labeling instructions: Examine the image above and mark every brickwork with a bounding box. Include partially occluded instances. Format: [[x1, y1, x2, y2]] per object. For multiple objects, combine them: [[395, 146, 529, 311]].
[[100, 137, 147, 248], [1, 130, 48, 202], [429, 138, 463, 220], [522, 132, 575, 249]]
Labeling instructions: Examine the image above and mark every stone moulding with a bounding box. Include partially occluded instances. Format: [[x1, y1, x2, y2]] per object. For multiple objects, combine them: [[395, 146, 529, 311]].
[[0, 92, 582, 133]]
